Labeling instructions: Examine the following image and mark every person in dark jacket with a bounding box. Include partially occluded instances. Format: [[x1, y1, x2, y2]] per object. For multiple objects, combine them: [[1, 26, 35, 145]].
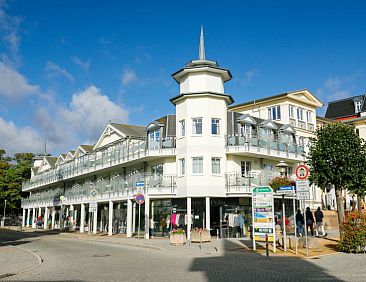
[[314, 207, 325, 236], [305, 207, 315, 236], [295, 210, 304, 237]]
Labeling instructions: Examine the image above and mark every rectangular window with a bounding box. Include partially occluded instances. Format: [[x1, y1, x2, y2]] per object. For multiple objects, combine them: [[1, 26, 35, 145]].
[[306, 111, 312, 123], [289, 105, 295, 119], [192, 118, 203, 135], [240, 124, 252, 138], [297, 108, 304, 121], [268, 105, 281, 120], [355, 101, 362, 113], [151, 164, 163, 176], [211, 118, 220, 135], [241, 161, 251, 177], [179, 119, 185, 137], [179, 158, 185, 175], [192, 157, 203, 174], [211, 157, 221, 174]]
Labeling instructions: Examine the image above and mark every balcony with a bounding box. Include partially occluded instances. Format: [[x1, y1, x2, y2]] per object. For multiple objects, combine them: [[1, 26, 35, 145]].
[[225, 171, 279, 195], [23, 137, 176, 191], [21, 174, 177, 208], [225, 134, 305, 161]]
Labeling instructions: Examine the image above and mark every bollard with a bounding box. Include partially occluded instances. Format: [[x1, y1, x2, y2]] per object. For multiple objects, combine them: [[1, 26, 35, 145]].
[[216, 229, 219, 240], [199, 230, 202, 251], [265, 233, 269, 258]]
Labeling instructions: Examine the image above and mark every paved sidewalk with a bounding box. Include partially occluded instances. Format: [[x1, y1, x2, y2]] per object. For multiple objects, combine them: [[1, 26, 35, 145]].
[[0, 244, 40, 279]]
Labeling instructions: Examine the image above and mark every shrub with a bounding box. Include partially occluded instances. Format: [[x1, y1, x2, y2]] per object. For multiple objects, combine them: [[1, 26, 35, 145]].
[[338, 211, 366, 253], [170, 228, 185, 235], [268, 176, 293, 192]]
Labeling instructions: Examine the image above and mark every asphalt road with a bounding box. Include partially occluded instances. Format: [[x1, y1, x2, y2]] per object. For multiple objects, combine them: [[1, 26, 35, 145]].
[[0, 230, 365, 282]]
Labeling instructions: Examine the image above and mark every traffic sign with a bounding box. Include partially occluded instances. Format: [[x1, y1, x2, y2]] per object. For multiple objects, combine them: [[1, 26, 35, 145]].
[[296, 180, 309, 192], [135, 193, 145, 205], [277, 186, 294, 195], [89, 201, 97, 213], [135, 180, 145, 187], [295, 164, 309, 180], [90, 189, 98, 198], [297, 191, 310, 200]]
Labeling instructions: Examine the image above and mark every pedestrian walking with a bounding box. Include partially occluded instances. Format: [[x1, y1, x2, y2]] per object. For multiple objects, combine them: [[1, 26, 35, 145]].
[[295, 210, 304, 236], [149, 217, 155, 238], [314, 207, 326, 237], [305, 207, 314, 236]]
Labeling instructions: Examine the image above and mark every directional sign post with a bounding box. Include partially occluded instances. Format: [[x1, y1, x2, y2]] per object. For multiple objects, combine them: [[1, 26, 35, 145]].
[[135, 193, 145, 239], [252, 186, 276, 253]]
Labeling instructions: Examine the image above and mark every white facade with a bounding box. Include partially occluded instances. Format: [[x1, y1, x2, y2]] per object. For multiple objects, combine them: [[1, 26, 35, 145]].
[[21, 31, 324, 239]]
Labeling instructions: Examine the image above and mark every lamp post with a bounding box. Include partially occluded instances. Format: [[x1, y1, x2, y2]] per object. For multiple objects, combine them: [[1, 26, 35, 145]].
[[3, 199, 6, 218], [276, 161, 290, 252]]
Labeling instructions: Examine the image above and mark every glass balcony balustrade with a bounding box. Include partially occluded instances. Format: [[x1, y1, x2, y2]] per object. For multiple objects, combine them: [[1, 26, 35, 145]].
[[225, 171, 280, 194], [225, 133, 305, 156], [23, 137, 176, 191], [21, 174, 177, 208]]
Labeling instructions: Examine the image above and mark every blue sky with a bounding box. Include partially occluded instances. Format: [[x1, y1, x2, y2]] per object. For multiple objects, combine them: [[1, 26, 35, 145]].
[[1, 0, 366, 156]]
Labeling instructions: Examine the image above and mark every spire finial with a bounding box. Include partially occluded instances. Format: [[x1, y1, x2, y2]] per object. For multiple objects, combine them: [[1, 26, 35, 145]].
[[199, 26, 205, 60]]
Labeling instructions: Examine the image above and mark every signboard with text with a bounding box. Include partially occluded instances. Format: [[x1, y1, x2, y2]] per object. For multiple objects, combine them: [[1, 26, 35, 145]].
[[252, 186, 275, 242]]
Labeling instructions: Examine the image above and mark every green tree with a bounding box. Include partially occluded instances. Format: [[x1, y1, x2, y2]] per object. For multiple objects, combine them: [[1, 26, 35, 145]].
[[307, 123, 366, 229], [0, 150, 34, 215]]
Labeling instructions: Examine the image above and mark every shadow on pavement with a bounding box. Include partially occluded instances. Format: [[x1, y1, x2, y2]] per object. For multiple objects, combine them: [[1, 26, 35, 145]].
[[190, 239, 342, 281], [0, 228, 61, 248]]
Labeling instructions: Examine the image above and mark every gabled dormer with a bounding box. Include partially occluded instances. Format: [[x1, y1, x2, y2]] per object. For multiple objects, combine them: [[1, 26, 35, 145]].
[[37, 156, 57, 173], [55, 154, 67, 166], [93, 123, 145, 150], [64, 151, 76, 162], [74, 145, 94, 158]]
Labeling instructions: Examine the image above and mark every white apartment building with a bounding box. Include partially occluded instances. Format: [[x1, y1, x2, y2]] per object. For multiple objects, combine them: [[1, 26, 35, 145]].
[[21, 30, 324, 239]]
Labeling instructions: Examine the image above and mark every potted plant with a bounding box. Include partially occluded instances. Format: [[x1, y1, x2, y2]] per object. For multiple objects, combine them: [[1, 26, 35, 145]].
[[169, 229, 186, 246]]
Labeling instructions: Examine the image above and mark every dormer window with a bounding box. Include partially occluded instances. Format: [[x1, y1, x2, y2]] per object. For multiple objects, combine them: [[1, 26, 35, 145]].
[[354, 100, 362, 113]]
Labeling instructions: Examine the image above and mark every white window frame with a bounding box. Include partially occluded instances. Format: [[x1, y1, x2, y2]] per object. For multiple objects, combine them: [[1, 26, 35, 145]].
[[268, 105, 281, 121], [192, 157, 203, 174], [240, 124, 252, 138], [306, 111, 312, 123], [211, 157, 221, 174], [355, 100, 362, 113], [179, 119, 185, 137], [241, 161, 251, 177], [297, 108, 304, 121], [211, 118, 220, 135], [289, 105, 295, 119], [179, 158, 185, 175], [192, 117, 203, 135]]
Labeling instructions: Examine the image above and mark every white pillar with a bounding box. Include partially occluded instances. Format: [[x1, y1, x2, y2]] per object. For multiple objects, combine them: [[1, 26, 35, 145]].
[[70, 205, 74, 231], [127, 199, 132, 237], [22, 209, 26, 227], [51, 209, 56, 230], [26, 208, 30, 227], [205, 197, 210, 231], [132, 203, 136, 233], [80, 203, 85, 233], [44, 207, 48, 229], [93, 204, 98, 234], [32, 208, 36, 228], [144, 197, 150, 239], [187, 197, 192, 241], [108, 200, 113, 236]]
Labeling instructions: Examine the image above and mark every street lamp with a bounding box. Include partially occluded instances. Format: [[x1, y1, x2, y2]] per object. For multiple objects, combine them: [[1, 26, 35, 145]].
[[276, 161, 289, 177]]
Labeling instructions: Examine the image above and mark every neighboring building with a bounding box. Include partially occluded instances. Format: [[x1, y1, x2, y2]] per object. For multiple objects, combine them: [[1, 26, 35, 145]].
[[21, 30, 324, 239]]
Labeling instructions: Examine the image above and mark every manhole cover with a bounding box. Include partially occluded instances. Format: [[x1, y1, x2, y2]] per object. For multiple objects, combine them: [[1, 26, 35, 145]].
[[92, 254, 111, 258]]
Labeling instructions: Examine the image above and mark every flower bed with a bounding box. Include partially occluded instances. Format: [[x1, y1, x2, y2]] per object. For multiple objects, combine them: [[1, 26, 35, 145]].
[[191, 228, 211, 242], [169, 229, 186, 246]]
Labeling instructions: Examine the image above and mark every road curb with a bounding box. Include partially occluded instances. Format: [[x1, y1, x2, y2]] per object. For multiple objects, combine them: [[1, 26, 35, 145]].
[[0, 245, 43, 280]]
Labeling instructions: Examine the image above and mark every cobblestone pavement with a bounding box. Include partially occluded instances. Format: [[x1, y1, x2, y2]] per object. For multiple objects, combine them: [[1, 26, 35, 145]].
[[0, 229, 365, 281]]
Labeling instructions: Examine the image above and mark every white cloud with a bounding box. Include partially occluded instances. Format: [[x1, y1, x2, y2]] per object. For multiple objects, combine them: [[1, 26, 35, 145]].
[[45, 61, 74, 82], [0, 62, 40, 99], [71, 56, 91, 72], [0, 117, 44, 155], [0, 0, 22, 66], [316, 76, 353, 102], [121, 69, 137, 86]]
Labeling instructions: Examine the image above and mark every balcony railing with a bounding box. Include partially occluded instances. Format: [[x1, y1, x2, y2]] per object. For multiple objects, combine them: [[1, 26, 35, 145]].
[[21, 174, 177, 208], [23, 137, 176, 191], [225, 134, 305, 157], [225, 171, 279, 194]]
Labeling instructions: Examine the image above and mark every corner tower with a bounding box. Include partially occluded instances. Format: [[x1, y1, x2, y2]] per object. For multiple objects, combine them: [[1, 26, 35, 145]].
[[171, 27, 234, 200]]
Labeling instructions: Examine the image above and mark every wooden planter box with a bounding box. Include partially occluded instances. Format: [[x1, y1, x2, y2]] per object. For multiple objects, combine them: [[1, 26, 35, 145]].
[[170, 234, 187, 246], [191, 230, 211, 242]]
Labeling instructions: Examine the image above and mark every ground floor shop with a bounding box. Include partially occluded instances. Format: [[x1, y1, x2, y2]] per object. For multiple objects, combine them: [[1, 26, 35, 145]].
[[22, 195, 298, 240]]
